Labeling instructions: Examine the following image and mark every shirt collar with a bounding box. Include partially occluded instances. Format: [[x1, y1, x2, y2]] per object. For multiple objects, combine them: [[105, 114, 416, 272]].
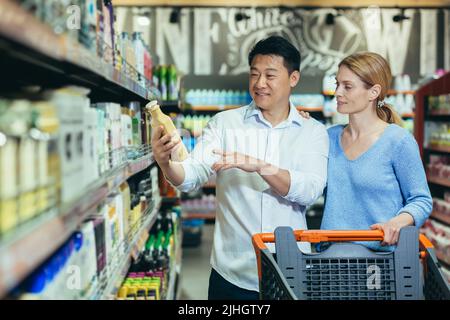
[[244, 100, 303, 128]]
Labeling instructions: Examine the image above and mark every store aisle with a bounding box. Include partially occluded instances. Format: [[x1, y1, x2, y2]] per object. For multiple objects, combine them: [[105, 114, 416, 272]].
[[179, 224, 215, 300]]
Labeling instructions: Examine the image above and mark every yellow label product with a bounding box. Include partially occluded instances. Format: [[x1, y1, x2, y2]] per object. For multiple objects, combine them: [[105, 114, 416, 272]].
[[0, 198, 18, 234], [119, 183, 131, 236], [19, 137, 37, 221], [145, 101, 188, 161], [0, 137, 19, 233]]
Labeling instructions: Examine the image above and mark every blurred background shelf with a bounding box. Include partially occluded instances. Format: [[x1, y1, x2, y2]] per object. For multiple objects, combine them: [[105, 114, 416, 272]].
[[427, 175, 450, 188], [92, 197, 161, 300], [0, 0, 155, 103], [0, 152, 155, 298], [430, 211, 450, 227]]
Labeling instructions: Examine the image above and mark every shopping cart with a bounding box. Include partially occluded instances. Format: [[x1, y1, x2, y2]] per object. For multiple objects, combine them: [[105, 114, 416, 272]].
[[252, 226, 450, 300]]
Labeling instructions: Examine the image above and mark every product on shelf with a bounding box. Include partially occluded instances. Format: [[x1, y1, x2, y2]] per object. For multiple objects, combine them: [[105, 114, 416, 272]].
[[145, 101, 188, 161], [0, 97, 61, 235], [385, 93, 415, 115], [393, 74, 412, 92], [182, 194, 216, 213], [421, 219, 450, 266], [185, 89, 251, 107], [290, 94, 324, 110], [429, 94, 450, 115], [433, 197, 450, 216], [128, 102, 142, 147], [19, 1, 154, 86], [427, 123, 450, 149], [427, 155, 450, 179], [48, 87, 90, 203], [153, 65, 179, 101], [116, 208, 180, 300], [11, 170, 158, 299]]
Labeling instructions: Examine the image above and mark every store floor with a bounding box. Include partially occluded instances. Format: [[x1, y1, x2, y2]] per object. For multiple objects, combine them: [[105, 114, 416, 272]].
[[179, 223, 214, 300]]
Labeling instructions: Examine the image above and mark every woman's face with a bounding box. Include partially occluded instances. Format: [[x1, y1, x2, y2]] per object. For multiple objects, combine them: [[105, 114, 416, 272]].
[[335, 65, 374, 115]]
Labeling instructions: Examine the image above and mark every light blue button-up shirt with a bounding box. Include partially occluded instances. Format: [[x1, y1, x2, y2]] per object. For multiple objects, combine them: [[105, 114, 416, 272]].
[[176, 101, 329, 291]]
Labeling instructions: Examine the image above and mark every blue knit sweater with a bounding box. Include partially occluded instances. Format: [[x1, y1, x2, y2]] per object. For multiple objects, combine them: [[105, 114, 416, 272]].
[[320, 124, 432, 251]]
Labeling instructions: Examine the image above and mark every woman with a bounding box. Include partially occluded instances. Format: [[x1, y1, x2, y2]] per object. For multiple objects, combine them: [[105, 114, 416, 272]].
[[311, 52, 432, 251]]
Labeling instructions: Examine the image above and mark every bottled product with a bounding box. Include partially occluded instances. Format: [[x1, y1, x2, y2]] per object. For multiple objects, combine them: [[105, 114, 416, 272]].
[[145, 101, 188, 161], [167, 65, 178, 101], [159, 66, 168, 101], [128, 102, 142, 147], [132, 32, 145, 87]]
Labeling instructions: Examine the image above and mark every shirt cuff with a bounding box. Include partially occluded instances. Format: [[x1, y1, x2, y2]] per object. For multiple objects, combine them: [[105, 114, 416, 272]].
[[170, 159, 200, 193], [284, 169, 322, 206], [396, 205, 428, 229]]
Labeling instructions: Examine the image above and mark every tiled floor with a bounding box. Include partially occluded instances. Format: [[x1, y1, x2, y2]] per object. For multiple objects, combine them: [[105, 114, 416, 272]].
[[178, 223, 214, 300]]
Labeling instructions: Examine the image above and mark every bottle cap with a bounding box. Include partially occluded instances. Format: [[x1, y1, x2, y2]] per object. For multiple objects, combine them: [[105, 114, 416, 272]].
[[73, 232, 83, 252], [145, 100, 159, 112]]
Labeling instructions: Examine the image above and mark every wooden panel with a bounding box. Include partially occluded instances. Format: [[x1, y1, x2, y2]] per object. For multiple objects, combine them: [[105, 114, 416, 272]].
[[114, 0, 450, 7]]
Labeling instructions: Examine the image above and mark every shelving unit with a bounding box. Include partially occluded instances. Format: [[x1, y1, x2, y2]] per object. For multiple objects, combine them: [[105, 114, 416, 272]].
[[427, 174, 450, 188], [165, 227, 183, 300], [0, 152, 155, 298], [182, 212, 216, 220], [427, 145, 450, 154], [0, 0, 155, 103], [92, 196, 162, 300], [415, 71, 450, 272], [414, 72, 450, 157], [430, 211, 450, 227], [0, 0, 186, 301]]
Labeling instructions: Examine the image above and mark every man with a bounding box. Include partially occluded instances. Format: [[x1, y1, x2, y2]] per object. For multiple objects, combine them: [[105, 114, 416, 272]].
[[151, 36, 329, 300]]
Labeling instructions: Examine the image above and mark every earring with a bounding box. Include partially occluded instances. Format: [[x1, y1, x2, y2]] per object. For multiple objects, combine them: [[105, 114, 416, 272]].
[[377, 100, 385, 108]]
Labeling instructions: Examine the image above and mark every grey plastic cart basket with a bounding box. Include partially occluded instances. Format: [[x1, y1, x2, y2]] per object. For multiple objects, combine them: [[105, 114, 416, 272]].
[[252, 226, 450, 300]]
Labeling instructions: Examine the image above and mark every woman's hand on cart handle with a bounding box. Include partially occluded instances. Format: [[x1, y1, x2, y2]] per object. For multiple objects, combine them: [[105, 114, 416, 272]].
[[370, 213, 415, 246]]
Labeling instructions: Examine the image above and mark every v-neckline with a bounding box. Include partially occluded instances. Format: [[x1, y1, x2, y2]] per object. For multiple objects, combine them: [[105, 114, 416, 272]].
[[338, 124, 392, 162]]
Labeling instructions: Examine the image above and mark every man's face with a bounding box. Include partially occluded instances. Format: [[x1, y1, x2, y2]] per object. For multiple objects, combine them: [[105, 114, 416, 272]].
[[249, 54, 299, 111]]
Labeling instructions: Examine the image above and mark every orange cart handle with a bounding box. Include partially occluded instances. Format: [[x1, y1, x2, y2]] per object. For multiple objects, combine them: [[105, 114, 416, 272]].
[[252, 229, 434, 252], [252, 230, 384, 250]]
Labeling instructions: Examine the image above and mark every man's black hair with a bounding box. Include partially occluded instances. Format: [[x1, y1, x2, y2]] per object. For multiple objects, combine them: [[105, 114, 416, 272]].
[[248, 36, 301, 74]]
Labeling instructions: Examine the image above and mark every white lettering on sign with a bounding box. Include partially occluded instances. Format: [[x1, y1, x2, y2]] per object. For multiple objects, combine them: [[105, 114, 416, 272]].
[[445, 10, 450, 71], [420, 10, 438, 76], [194, 9, 221, 75], [362, 8, 415, 75], [155, 8, 190, 74]]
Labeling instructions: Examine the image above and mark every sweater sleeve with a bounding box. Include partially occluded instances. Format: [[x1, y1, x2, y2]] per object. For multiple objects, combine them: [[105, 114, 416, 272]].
[[392, 133, 432, 228]]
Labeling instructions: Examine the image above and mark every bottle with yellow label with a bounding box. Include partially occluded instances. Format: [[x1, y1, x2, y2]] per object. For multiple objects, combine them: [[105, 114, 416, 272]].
[[145, 100, 188, 161]]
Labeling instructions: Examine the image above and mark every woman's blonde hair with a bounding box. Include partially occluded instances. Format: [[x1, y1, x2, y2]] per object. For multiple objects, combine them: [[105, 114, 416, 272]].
[[338, 52, 403, 125]]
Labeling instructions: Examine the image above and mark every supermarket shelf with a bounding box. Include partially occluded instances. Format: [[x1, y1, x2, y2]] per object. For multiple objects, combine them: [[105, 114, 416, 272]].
[[166, 267, 178, 300], [426, 145, 450, 154], [182, 212, 216, 220], [430, 211, 450, 226], [0, 0, 155, 103], [191, 105, 240, 111], [427, 174, 450, 188], [387, 90, 416, 95], [165, 229, 182, 300], [0, 152, 155, 298], [401, 113, 415, 118], [203, 183, 216, 189], [428, 110, 450, 117], [93, 197, 162, 300]]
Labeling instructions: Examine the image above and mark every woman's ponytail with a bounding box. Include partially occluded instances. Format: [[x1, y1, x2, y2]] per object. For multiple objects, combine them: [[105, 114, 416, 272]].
[[376, 103, 403, 125]]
